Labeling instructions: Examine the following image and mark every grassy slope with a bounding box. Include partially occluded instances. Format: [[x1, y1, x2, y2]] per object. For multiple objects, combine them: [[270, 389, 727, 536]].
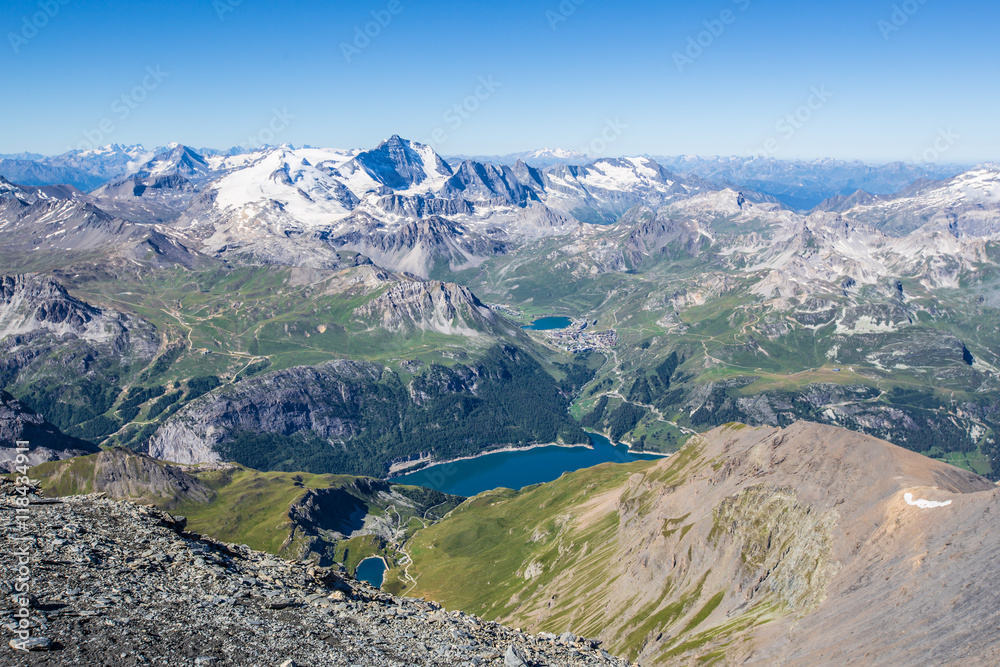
[[30, 454, 462, 569], [401, 459, 655, 617], [174, 466, 357, 556], [401, 438, 782, 663], [29, 456, 100, 497], [401, 428, 870, 663], [70, 264, 497, 375]]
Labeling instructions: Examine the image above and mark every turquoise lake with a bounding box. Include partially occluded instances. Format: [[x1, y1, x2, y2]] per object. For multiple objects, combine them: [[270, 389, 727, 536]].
[[521, 316, 573, 331], [355, 557, 386, 589], [389, 432, 663, 497]]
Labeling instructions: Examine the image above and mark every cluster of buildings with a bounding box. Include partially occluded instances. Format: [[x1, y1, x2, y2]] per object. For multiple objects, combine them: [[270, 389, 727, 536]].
[[545, 319, 619, 352]]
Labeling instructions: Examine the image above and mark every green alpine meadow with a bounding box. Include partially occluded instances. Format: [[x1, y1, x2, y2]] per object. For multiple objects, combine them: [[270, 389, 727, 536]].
[[4, 2, 1000, 663]]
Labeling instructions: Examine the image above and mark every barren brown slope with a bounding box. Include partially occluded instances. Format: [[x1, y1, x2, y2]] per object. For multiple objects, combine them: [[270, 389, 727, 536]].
[[404, 422, 1000, 666], [742, 423, 1000, 666]]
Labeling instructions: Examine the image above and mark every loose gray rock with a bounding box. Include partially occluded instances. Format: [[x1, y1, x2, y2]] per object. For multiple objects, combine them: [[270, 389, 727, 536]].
[[0, 479, 628, 666], [9, 636, 54, 651], [504, 644, 528, 667]]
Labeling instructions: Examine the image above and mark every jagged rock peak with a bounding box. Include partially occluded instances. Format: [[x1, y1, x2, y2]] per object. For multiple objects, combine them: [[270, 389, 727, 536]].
[[0, 273, 101, 334], [355, 279, 495, 335], [353, 135, 453, 191]]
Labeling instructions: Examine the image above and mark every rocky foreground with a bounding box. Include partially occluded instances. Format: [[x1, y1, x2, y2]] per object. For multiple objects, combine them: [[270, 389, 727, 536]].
[[0, 481, 628, 666]]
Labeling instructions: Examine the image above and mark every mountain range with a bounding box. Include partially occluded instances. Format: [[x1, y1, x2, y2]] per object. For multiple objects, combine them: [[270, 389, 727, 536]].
[[3, 137, 991, 278], [1, 135, 998, 477], [651, 155, 967, 210], [2, 133, 1000, 663]]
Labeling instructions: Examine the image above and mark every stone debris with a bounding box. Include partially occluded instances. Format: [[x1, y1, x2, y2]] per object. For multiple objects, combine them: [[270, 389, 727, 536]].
[[9, 636, 54, 651], [505, 643, 529, 666], [0, 479, 630, 666]]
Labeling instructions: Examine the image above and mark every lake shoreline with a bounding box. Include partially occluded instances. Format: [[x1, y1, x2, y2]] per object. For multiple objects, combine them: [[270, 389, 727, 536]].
[[388, 440, 593, 478], [521, 315, 574, 331], [388, 432, 673, 496], [589, 429, 674, 458]]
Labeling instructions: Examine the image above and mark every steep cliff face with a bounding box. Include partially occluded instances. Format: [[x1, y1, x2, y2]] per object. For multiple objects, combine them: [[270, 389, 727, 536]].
[[146, 347, 586, 476], [0, 274, 105, 342], [404, 422, 1000, 666], [351, 134, 454, 191], [0, 273, 156, 392], [0, 273, 157, 359], [146, 359, 387, 466], [439, 160, 538, 206], [0, 390, 98, 471], [0, 274, 158, 440]]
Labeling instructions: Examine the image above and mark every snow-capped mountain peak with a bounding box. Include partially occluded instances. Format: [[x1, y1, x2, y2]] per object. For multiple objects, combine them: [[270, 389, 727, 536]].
[[127, 144, 210, 179], [830, 164, 1000, 237], [351, 135, 453, 194], [76, 143, 147, 158]]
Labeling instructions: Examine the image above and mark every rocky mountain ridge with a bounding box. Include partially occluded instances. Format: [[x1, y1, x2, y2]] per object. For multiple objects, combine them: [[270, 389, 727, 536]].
[[3, 138, 999, 284], [0, 478, 626, 665], [355, 279, 507, 336], [0, 274, 112, 342], [0, 391, 97, 472], [0, 273, 160, 459]]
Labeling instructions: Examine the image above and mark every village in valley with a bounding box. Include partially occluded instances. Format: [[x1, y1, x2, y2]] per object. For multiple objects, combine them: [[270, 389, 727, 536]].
[[541, 318, 619, 353]]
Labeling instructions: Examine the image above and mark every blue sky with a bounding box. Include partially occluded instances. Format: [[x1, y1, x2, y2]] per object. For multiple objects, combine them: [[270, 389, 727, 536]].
[[2, 0, 996, 162]]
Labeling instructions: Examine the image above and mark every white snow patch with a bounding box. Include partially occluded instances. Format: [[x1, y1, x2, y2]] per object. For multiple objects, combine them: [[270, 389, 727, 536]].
[[903, 492, 952, 509], [835, 315, 899, 335]]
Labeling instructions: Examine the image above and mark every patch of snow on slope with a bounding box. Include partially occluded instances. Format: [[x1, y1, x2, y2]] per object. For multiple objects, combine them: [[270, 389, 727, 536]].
[[903, 492, 952, 509], [211, 149, 359, 226]]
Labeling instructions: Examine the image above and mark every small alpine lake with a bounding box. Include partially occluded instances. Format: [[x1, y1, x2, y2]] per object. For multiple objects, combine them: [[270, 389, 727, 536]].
[[521, 316, 573, 331], [389, 432, 664, 497], [355, 557, 386, 589]]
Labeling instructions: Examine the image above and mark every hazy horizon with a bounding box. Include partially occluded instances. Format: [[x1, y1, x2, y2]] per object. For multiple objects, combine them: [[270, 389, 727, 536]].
[[0, 139, 978, 169], [4, 0, 997, 163]]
